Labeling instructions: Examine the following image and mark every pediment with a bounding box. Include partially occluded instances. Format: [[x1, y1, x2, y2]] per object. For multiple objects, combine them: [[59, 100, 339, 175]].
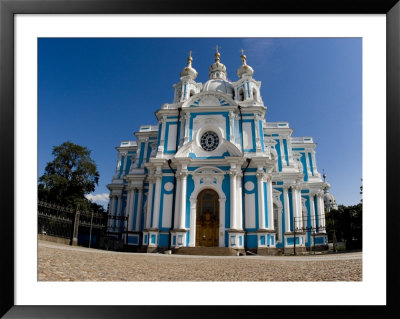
[[175, 138, 242, 159], [183, 92, 237, 108]]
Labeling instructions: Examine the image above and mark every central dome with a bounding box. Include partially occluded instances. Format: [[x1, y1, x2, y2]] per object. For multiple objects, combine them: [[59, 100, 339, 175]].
[[202, 79, 234, 97]]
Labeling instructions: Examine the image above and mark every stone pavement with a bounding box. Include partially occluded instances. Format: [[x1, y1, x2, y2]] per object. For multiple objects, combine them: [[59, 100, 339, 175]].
[[38, 240, 362, 282]]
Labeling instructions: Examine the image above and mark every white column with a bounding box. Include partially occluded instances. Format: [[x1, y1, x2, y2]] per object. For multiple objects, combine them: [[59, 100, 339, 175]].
[[230, 169, 237, 230], [295, 186, 302, 230], [145, 178, 154, 229], [151, 173, 162, 229], [296, 186, 303, 229], [317, 193, 325, 232], [291, 185, 298, 232], [141, 139, 149, 168], [189, 198, 196, 247], [229, 111, 235, 143], [114, 153, 122, 178], [126, 188, 134, 231], [257, 170, 266, 230], [183, 113, 190, 144], [121, 152, 128, 175], [135, 187, 143, 231], [158, 116, 167, 155], [311, 151, 318, 174], [173, 176, 182, 229], [305, 151, 312, 177], [279, 138, 285, 167], [283, 185, 290, 232], [218, 198, 226, 247], [236, 173, 243, 230], [254, 114, 262, 152], [178, 115, 185, 147], [267, 176, 274, 230], [177, 170, 188, 229], [310, 193, 316, 229]]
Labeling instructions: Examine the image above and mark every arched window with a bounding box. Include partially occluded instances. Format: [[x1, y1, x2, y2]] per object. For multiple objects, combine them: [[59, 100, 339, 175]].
[[238, 88, 244, 101], [189, 90, 195, 97]]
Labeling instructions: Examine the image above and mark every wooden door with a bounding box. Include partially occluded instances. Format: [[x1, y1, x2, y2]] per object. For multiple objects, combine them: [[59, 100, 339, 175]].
[[196, 189, 219, 247]]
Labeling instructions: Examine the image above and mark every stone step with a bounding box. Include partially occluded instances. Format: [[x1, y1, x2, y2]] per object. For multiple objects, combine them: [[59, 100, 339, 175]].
[[172, 246, 241, 256]]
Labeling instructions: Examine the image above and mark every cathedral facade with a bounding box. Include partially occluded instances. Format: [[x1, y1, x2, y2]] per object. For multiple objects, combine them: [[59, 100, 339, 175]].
[[107, 49, 332, 254]]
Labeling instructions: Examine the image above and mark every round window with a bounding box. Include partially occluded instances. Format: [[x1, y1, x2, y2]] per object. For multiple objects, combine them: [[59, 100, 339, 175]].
[[200, 131, 219, 151]]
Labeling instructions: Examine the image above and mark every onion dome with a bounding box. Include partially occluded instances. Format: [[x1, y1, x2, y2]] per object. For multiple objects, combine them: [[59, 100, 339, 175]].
[[236, 49, 254, 79], [180, 51, 198, 80], [208, 46, 228, 80], [324, 189, 338, 210]]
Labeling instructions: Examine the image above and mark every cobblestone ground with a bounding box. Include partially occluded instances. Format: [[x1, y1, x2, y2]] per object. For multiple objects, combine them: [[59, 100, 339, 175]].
[[38, 240, 362, 282]]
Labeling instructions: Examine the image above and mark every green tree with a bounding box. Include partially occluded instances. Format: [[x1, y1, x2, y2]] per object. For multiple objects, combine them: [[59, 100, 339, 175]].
[[326, 203, 362, 250], [38, 141, 100, 210]]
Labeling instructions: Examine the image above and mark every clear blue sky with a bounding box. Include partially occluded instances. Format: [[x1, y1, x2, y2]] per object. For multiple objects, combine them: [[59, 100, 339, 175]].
[[38, 38, 362, 208]]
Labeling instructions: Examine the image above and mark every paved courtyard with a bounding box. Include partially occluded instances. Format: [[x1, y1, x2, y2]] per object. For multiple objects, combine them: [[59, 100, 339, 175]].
[[38, 240, 362, 281]]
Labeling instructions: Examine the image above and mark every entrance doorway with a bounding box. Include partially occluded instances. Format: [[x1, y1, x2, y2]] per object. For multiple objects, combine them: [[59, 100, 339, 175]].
[[196, 189, 219, 247]]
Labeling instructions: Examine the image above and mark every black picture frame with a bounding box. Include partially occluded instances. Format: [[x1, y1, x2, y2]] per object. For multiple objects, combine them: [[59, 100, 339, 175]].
[[1, 0, 399, 318]]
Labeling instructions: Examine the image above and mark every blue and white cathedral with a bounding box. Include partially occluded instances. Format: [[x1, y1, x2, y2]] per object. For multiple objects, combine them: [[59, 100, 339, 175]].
[[107, 49, 335, 254]]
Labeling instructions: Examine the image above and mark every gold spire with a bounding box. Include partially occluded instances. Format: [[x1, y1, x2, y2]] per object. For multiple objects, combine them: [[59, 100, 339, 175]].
[[187, 50, 193, 67], [214, 45, 221, 63]]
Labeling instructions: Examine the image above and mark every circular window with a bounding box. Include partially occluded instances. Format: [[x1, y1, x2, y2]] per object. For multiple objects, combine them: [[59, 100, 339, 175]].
[[200, 131, 219, 151]]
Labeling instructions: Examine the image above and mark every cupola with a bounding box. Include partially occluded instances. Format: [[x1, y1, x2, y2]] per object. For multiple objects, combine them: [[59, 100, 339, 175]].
[[236, 49, 254, 79], [180, 51, 198, 80]]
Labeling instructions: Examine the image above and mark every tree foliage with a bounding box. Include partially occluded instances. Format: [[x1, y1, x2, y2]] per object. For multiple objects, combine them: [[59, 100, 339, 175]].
[[38, 141, 100, 210], [325, 203, 362, 250]]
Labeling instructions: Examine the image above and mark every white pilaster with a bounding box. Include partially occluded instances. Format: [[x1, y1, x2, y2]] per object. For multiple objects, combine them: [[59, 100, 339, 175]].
[[145, 178, 154, 229], [310, 193, 316, 229], [151, 171, 162, 229], [317, 192, 325, 232], [218, 198, 226, 247], [158, 116, 167, 154], [267, 176, 274, 230], [183, 112, 190, 144], [189, 198, 196, 247], [126, 188, 134, 231], [229, 111, 235, 143], [177, 170, 188, 229], [257, 169, 266, 230], [173, 176, 182, 229], [135, 187, 143, 231], [229, 168, 237, 230], [283, 185, 290, 232], [121, 152, 128, 176], [236, 173, 243, 230], [291, 185, 297, 232], [114, 153, 122, 178]]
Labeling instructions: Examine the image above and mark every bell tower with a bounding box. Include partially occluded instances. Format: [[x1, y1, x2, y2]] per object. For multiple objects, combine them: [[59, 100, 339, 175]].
[[173, 51, 202, 103], [232, 50, 263, 105]]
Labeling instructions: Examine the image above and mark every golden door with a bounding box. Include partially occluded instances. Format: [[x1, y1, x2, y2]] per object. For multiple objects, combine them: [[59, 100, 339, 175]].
[[196, 189, 219, 247]]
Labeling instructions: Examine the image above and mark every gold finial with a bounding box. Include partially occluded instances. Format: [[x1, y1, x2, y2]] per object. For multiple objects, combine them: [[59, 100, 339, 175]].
[[187, 50, 193, 67], [214, 45, 221, 63], [240, 48, 247, 65]]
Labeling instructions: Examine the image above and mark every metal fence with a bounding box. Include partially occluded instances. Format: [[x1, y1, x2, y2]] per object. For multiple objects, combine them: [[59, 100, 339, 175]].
[[38, 201, 108, 247], [292, 214, 327, 255]]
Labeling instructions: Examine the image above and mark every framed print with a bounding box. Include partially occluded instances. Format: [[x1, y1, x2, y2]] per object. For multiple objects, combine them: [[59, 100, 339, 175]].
[[1, 0, 399, 318]]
